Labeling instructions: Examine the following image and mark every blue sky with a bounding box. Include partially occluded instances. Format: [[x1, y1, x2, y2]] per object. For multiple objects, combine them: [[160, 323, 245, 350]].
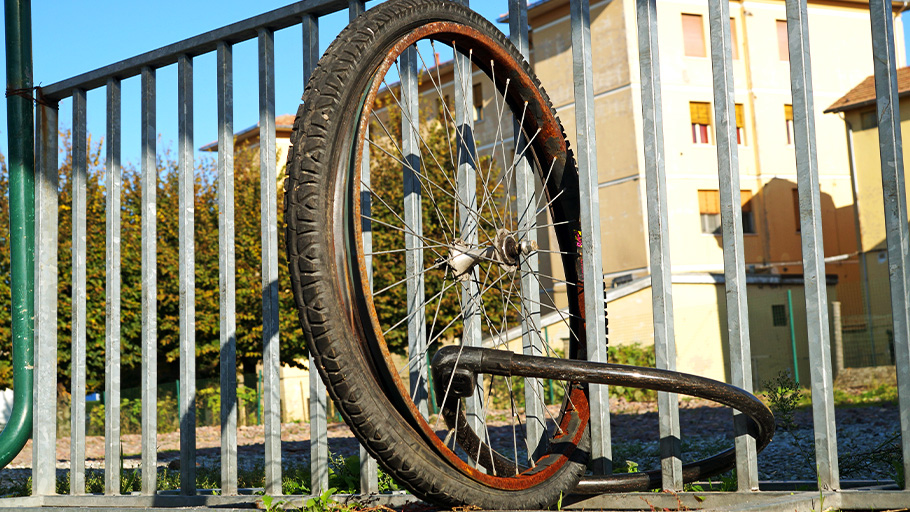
[[0, 0, 511, 167], [0, 1, 906, 167]]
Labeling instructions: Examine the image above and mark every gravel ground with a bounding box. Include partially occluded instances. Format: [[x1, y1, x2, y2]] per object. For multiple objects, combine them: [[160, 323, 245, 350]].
[[1, 399, 900, 486]]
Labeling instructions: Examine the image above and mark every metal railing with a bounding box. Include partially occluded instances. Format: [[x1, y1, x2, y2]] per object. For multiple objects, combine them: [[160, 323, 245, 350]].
[[5, 0, 910, 508]]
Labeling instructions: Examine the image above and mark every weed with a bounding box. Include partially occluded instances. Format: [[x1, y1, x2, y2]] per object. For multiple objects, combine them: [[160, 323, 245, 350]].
[[304, 487, 339, 512], [763, 371, 816, 476], [262, 494, 289, 512], [764, 371, 904, 485], [613, 460, 639, 474], [283, 464, 312, 495], [328, 454, 359, 492]]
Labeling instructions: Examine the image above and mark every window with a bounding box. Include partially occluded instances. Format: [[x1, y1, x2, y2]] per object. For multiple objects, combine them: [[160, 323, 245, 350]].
[[772, 305, 788, 326], [690, 101, 711, 144], [735, 103, 745, 144], [730, 18, 739, 60], [699, 189, 722, 234], [776, 20, 789, 61], [861, 110, 877, 130], [473, 83, 484, 122], [741, 189, 755, 233], [698, 189, 756, 234], [792, 188, 801, 232], [682, 14, 706, 57], [784, 104, 794, 144]]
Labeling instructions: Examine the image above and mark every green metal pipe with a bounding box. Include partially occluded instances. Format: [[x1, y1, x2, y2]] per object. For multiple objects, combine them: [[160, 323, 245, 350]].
[[787, 289, 800, 385], [0, 0, 35, 468]]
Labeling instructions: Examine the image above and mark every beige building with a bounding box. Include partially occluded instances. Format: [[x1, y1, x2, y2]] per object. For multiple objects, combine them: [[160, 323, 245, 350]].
[[505, 0, 904, 383], [207, 0, 904, 403], [825, 66, 910, 369]]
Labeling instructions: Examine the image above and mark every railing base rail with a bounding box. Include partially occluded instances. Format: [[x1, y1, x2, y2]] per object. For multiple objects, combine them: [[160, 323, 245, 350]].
[[0, 489, 906, 511]]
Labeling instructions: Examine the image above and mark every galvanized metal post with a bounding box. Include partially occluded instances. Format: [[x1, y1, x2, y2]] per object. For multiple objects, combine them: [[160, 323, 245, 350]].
[[217, 40, 238, 496], [302, 13, 329, 495], [0, 0, 35, 471], [401, 45, 428, 418], [178, 53, 197, 496], [33, 95, 58, 497], [259, 26, 282, 495], [104, 76, 122, 496], [140, 65, 158, 496], [635, 0, 680, 489], [70, 88, 87, 494], [868, 0, 910, 487], [707, 0, 758, 490], [509, 0, 546, 464], [784, 0, 839, 489], [570, 0, 611, 476], [452, 0, 485, 445], [347, 0, 379, 495]]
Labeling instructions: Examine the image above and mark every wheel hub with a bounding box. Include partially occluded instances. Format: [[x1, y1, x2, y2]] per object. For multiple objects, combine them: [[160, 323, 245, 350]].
[[442, 229, 538, 281]]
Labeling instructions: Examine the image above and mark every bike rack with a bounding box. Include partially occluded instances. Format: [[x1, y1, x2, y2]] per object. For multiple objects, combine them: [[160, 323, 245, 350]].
[[3, 0, 910, 509]]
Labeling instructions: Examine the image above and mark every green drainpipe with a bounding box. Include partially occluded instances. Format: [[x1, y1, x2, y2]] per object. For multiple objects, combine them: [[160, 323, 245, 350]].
[[0, 0, 35, 468]]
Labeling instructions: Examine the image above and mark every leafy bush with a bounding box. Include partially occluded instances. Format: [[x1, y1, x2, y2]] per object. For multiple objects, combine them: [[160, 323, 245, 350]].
[[608, 343, 657, 402]]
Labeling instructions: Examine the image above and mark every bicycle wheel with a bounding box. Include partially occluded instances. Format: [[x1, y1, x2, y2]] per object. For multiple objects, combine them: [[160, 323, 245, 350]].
[[286, 0, 590, 507]]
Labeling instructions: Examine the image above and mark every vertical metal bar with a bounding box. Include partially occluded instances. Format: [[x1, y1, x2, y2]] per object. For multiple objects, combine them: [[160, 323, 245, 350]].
[[302, 13, 329, 495], [359, 121, 379, 494], [302, 14, 319, 86], [784, 0, 839, 489], [309, 367, 328, 493], [452, 0, 484, 443], [844, 121, 878, 366], [178, 53, 197, 495], [140, 65, 158, 496], [104, 76, 122, 496], [70, 88, 87, 495], [349, 0, 364, 19], [509, 0, 545, 463], [707, 0, 758, 490], [401, 45, 428, 418], [259, 27, 282, 495], [0, 0, 35, 472], [33, 98, 58, 497], [217, 40, 238, 496], [346, 0, 379, 495], [869, 0, 910, 487], [569, 0, 611, 475], [636, 0, 681, 490]]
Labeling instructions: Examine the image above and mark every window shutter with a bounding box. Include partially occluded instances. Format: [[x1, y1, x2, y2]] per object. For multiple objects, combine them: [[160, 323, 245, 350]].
[[777, 20, 789, 61], [784, 104, 793, 121], [690, 102, 711, 125], [735, 104, 745, 128], [698, 189, 721, 214], [682, 14, 706, 57]]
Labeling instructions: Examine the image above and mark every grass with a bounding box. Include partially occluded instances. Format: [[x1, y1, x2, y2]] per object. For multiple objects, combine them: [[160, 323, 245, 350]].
[[0, 454, 403, 498], [758, 372, 898, 410], [5, 375, 899, 501]]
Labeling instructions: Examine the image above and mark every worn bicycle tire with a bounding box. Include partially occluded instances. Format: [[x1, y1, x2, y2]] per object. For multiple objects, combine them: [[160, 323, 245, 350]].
[[284, 0, 590, 508]]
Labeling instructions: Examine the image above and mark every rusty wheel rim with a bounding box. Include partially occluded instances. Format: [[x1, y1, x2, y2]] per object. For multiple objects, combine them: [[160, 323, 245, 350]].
[[341, 21, 590, 490]]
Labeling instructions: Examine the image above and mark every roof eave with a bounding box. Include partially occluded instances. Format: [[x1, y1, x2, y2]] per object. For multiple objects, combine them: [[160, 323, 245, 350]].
[[825, 90, 910, 114]]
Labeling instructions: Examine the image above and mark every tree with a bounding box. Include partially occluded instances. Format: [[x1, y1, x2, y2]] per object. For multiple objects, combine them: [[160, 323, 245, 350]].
[[367, 101, 515, 356], [0, 131, 307, 392]]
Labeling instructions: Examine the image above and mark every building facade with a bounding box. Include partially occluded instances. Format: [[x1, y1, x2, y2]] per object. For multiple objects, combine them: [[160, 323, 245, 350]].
[[516, 0, 904, 382], [826, 66, 910, 369]]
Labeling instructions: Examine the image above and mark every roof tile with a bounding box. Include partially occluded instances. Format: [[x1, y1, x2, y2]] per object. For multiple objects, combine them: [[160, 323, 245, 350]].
[[825, 66, 910, 113]]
